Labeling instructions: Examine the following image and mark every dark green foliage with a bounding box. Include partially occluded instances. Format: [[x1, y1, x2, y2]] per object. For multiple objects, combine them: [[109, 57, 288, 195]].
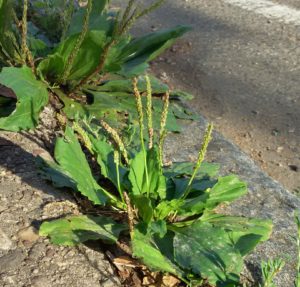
[[0, 66, 48, 131]]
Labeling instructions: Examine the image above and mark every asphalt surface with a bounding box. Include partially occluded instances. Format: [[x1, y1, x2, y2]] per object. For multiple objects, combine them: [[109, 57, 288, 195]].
[[124, 0, 300, 192]]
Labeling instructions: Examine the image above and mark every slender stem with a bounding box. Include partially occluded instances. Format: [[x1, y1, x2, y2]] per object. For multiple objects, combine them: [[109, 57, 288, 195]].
[[133, 78, 150, 196], [183, 123, 213, 199], [158, 92, 169, 167]]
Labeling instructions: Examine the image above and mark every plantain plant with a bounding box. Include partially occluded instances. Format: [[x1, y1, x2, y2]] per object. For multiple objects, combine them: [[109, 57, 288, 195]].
[[39, 78, 273, 287]]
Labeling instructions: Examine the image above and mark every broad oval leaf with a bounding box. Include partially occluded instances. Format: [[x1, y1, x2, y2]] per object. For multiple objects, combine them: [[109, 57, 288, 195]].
[[40, 215, 127, 246], [173, 221, 243, 286], [201, 213, 273, 256], [179, 175, 247, 216], [132, 223, 181, 275], [0, 66, 48, 131], [88, 75, 169, 94], [164, 161, 220, 179]]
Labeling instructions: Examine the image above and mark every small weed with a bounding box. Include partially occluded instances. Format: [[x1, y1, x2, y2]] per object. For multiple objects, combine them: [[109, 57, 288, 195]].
[[260, 258, 285, 287]]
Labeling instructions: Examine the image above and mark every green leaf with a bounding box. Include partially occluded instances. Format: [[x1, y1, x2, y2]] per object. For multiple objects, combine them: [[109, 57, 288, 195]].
[[171, 102, 199, 121], [28, 36, 48, 56], [170, 90, 194, 101], [40, 215, 126, 246], [201, 213, 273, 256], [0, 66, 48, 131], [128, 148, 166, 198], [128, 150, 147, 195], [132, 223, 180, 275], [54, 126, 109, 205], [164, 161, 220, 179], [118, 26, 191, 76], [37, 54, 65, 81], [173, 221, 243, 286], [37, 157, 77, 190], [89, 136, 114, 178], [54, 89, 87, 119], [167, 177, 216, 200], [179, 175, 247, 216], [149, 220, 167, 238], [88, 75, 169, 94]]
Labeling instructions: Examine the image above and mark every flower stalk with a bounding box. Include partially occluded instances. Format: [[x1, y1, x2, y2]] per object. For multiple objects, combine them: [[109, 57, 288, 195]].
[[183, 123, 213, 199], [145, 75, 154, 149], [100, 119, 129, 165], [158, 91, 170, 166]]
